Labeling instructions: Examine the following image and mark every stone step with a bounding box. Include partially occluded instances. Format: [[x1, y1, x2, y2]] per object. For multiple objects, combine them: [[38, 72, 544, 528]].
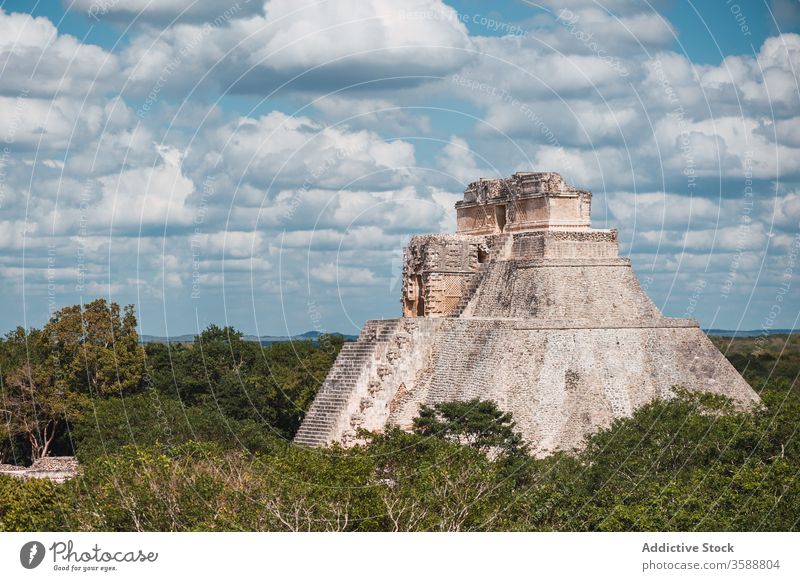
[[314, 391, 352, 398], [295, 436, 328, 443], [314, 390, 353, 399], [313, 391, 349, 398], [293, 436, 326, 446], [297, 418, 334, 427], [295, 320, 401, 447], [294, 433, 328, 442]]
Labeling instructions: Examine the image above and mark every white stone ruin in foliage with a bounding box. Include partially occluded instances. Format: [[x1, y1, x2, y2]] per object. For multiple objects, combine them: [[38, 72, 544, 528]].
[[295, 172, 759, 456]]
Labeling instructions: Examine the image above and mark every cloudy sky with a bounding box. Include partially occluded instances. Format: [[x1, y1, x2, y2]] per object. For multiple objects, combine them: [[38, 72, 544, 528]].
[[1, 0, 798, 337]]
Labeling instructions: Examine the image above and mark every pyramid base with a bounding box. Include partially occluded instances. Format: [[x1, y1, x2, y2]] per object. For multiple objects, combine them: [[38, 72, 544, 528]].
[[295, 318, 759, 455]]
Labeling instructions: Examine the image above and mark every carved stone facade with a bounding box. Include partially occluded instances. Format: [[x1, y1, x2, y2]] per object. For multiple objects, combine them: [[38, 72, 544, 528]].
[[456, 172, 592, 234], [401, 233, 507, 317], [295, 172, 760, 455]]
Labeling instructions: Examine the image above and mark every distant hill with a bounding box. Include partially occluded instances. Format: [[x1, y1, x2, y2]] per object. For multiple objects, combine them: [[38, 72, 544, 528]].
[[140, 330, 358, 345], [139, 328, 796, 344], [705, 329, 798, 337]]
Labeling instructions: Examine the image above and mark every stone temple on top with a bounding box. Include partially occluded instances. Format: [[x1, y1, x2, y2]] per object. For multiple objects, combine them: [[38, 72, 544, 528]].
[[295, 172, 759, 455]]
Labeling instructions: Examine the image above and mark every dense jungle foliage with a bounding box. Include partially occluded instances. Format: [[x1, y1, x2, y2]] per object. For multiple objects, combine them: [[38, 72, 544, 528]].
[[1, 300, 798, 531]]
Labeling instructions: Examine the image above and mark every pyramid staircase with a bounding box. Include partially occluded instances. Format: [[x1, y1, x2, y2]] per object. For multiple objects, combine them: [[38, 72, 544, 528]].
[[293, 319, 400, 447]]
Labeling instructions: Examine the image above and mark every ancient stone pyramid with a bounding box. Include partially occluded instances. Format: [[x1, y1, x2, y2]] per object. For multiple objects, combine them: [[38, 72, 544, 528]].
[[295, 172, 759, 455]]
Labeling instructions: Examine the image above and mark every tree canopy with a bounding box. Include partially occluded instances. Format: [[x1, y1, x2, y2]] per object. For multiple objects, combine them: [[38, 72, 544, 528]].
[[1, 301, 798, 532]]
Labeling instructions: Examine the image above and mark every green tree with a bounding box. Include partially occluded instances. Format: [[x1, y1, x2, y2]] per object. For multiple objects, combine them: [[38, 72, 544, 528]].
[[413, 398, 528, 458], [66, 442, 228, 531], [0, 475, 69, 531], [0, 300, 146, 461], [0, 327, 50, 462], [252, 339, 340, 436], [42, 299, 145, 396], [166, 325, 258, 407], [164, 326, 340, 439], [367, 429, 515, 531], [70, 393, 280, 462], [235, 443, 380, 531], [0, 364, 86, 459]]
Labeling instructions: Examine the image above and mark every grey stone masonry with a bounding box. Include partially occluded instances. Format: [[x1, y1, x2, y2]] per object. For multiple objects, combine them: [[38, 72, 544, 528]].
[[462, 258, 664, 321], [295, 172, 760, 454], [0, 456, 79, 483]]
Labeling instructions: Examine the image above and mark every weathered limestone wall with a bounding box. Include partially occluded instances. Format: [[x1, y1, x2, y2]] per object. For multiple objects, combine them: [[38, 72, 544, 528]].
[[402, 233, 509, 317], [456, 172, 592, 234], [337, 318, 442, 445], [547, 195, 590, 227], [459, 171, 585, 205], [382, 321, 759, 455], [456, 196, 592, 234], [0, 457, 79, 483], [504, 194, 591, 231], [511, 230, 619, 259], [456, 204, 503, 235], [298, 318, 760, 456], [462, 259, 663, 322]]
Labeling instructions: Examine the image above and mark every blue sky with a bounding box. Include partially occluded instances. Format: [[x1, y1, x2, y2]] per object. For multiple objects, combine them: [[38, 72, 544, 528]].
[[0, 0, 798, 337]]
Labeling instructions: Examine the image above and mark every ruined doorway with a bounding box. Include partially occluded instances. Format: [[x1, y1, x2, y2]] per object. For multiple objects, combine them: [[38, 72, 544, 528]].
[[495, 204, 507, 232], [415, 275, 425, 316]]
